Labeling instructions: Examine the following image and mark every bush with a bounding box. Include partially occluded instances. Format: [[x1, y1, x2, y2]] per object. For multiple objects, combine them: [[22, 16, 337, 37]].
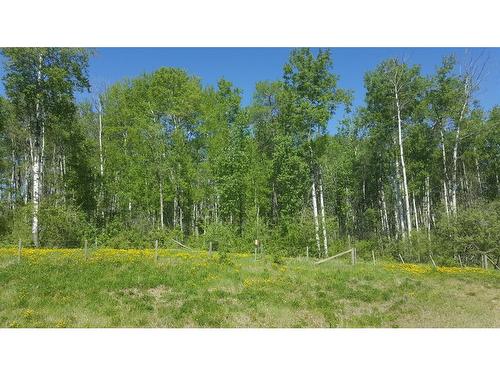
[[433, 200, 500, 266], [5, 200, 91, 247], [0, 203, 12, 241], [38, 200, 91, 247], [98, 217, 184, 249]]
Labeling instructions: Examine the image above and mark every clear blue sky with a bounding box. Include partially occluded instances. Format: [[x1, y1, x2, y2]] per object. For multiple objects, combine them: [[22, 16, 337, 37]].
[[2, 48, 499, 133]]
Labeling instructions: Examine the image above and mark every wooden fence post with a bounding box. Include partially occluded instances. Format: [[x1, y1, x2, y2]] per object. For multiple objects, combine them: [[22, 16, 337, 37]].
[[351, 248, 356, 265], [371, 249, 376, 265], [155, 240, 159, 263], [84, 239, 88, 259], [306, 246, 309, 259], [209, 241, 212, 256], [483, 254, 488, 269], [18, 239, 22, 263]]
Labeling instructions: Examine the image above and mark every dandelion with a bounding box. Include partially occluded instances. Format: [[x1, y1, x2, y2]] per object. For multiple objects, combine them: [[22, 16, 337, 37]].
[[22, 308, 35, 319]]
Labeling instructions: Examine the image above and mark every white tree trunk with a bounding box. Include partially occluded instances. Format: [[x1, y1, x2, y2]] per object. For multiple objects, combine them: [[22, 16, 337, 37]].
[[380, 183, 390, 237], [440, 129, 450, 217], [462, 160, 470, 200], [318, 170, 328, 257], [474, 147, 482, 194], [394, 150, 406, 239], [173, 195, 178, 228], [394, 85, 412, 237], [10, 148, 16, 209], [31, 52, 43, 247], [451, 123, 461, 215], [311, 179, 322, 257], [98, 97, 104, 178], [179, 206, 184, 233], [425, 176, 431, 241], [412, 193, 419, 231], [159, 180, 164, 229], [31, 149, 41, 247], [451, 82, 469, 216], [23, 153, 29, 205]]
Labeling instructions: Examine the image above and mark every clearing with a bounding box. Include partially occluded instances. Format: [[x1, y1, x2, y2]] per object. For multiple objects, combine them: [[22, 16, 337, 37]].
[[0, 247, 498, 327]]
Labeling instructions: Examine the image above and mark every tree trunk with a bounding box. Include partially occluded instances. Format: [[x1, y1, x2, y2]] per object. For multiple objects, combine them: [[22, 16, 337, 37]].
[[380, 182, 390, 238], [451, 124, 460, 215], [474, 147, 482, 195], [451, 83, 469, 216], [31, 144, 41, 247], [311, 179, 322, 257], [179, 206, 184, 234], [194, 204, 199, 236], [394, 154, 406, 239], [462, 160, 470, 202], [10, 148, 16, 210], [31, 52, 43, 248], [440, 129, 450, 217], [412, 192, 419, 231], [98, 96, 104, 178], [425, 176, 431, 241], [318, 170, 328, 257], [159, 180, 164, 229], [23, 153, 29, 205], [173, 194, 178, 228], [394, 84, 412, 237]]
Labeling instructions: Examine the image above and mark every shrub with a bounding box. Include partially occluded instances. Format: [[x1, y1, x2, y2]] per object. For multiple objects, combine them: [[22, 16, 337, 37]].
[[38, 200, 91, 247], [433, 200, 500, 266]]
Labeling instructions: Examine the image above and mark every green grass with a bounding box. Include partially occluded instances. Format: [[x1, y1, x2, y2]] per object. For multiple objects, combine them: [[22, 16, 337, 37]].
[[0, 247, 498, 327]]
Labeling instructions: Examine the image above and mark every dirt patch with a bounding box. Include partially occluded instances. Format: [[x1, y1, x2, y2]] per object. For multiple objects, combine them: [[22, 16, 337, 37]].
[[147, 285, 172, 301]]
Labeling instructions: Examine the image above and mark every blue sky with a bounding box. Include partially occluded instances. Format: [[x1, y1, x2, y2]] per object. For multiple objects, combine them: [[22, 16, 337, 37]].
[[2, 48, 499, 133]]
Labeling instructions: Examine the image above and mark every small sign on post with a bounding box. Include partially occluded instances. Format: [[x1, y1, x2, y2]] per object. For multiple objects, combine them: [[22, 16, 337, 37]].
[[155, 240, 159, 263], [18, 239, 22, 263]]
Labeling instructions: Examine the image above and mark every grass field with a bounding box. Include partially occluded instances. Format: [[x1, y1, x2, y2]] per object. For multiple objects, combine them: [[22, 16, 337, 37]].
[[0, 247, 498, 328]]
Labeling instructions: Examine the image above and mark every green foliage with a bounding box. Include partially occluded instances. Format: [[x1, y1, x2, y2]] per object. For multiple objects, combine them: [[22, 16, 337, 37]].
[[39, 201, 91, 247], [0, 48, 498, 268], [7, 200, 90, 247], [433, 201, 500, 264]]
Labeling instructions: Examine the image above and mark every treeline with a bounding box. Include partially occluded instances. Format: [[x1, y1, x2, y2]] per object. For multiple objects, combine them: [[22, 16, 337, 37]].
[[0, 48, 498, 265]]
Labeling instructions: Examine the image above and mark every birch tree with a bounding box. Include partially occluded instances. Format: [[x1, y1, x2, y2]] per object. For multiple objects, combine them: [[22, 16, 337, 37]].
[[283, 48, 350, 256], [1, 48, 90, 246], [364, 59, 426, 238]]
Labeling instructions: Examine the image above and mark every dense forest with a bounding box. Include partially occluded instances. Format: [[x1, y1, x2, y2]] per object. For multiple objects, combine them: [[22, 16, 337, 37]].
[[0, 48, 498, 266]]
